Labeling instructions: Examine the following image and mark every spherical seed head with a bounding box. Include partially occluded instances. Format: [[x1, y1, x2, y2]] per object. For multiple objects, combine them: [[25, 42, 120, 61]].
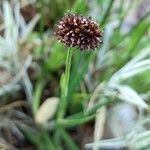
[[55, 14, 103, 50]]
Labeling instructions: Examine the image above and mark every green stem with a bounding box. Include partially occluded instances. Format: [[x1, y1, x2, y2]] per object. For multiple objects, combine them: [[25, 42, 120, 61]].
[[101, 0, 114, 26], [32, 80, 45, 116], [65, 47, 73, 97], [56, 114, 95, 128], [57, 47, 73, 119], [59, 128, 79, 150]]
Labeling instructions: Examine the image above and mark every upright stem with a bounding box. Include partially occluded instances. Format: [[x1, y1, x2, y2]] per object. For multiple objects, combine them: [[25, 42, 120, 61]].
[[64, 47, 73, 97], [57, 47, 73, 119]]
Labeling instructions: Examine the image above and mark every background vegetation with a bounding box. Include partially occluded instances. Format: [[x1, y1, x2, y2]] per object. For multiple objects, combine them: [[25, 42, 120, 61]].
[[0, 0, 150, 149]]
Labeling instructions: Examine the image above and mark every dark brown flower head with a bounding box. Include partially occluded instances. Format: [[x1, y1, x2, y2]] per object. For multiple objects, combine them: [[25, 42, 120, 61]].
[[55, 14, 103, 50]]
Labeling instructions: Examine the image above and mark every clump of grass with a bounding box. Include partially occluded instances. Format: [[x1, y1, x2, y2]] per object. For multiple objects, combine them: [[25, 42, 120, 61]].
[[0, 0, 150, 149]]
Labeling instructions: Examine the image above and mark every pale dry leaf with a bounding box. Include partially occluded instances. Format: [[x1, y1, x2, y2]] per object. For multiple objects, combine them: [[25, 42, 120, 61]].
[[116, 85, 148, 108], [35, 97, 59, 124], [93, 107, 106, 144]]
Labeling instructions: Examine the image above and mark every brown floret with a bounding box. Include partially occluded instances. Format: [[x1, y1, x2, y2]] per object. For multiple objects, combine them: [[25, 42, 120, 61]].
[[55, 14, 103, 50]]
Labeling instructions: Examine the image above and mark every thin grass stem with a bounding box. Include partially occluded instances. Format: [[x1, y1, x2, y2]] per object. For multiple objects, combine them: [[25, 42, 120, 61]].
[[57, 47, 74, 119]]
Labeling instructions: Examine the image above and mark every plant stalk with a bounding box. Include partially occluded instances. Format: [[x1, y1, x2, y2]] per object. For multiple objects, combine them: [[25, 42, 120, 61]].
[[57, 47, 73, 119]]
